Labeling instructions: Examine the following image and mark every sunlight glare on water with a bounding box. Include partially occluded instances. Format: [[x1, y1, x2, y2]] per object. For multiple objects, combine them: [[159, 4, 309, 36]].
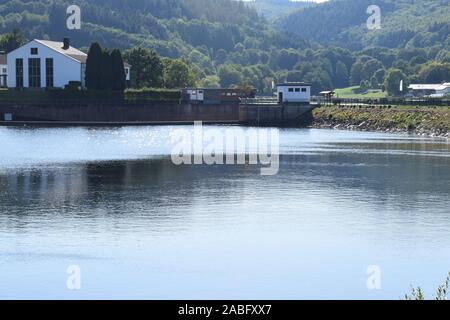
[[0, 126, 449, 299]]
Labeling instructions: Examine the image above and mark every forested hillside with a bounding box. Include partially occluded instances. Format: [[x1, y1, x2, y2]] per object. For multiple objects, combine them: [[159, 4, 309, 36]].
[[0, 0, 312, 92], [278, 0, 450, 51], [1, 0, 450, 95], [274, 0, 450, 95], [0, 0, 272, 52]]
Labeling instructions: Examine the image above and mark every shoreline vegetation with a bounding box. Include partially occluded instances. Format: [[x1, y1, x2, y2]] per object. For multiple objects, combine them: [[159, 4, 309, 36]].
[[405, 273, 450, 300], [0, 87, 181, 103], [311, 105, 450, 139]]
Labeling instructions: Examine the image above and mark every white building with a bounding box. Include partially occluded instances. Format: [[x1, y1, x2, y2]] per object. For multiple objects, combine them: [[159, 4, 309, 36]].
[[0, 53, 7, 88], [431, 83, 450, 97], [277, 82, 311, 103], [408, 83, 450, 97], [7, 38, 130, 89]]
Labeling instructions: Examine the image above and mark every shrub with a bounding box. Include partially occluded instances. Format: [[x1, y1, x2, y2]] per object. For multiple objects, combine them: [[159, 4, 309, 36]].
[[406, 120, 417, 131], [125, 88, 180, 101], [405, 273, 450, 300]]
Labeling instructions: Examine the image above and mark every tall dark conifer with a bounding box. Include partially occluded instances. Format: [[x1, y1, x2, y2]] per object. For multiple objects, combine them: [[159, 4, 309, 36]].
[[111, 49, 126, 91], [100, 49, 113, 90], [85, 43, 102, 90]]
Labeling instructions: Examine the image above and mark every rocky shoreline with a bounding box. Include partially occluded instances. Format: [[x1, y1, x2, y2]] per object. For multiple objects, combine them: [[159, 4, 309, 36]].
[[311, 106, 450, 139]]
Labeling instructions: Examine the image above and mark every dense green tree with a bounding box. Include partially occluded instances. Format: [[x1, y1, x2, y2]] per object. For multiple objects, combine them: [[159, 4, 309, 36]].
[[303, 70, 333, 95], [0, 29, 25, 53], [123, 47, 164, 88], [199, 75, 221, 88], [188, 49, 213, 72], [214, 49, 228, 65], [163, 59, 197, 88], [286, 70, 303, 82], [409, 56, 427, 66], [384, 68, 408, 96], [218, 64, 243, 88], [234, 78, 254, 96], [277, 49, 301, 70], [418, 62, 450, 83], [360, 80, 370, 91], [370, 76, 379, 89], [350, 61, 364, 86], [335, 61, 349, 88], [392, 59, 411, 75], [86, 44, 126, 91], [362, 59, 384, 82], [374, 68, 386, 84]]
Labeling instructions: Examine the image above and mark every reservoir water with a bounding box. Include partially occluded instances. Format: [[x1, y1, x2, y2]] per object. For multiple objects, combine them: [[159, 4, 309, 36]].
[[0, 126, 449, 299]]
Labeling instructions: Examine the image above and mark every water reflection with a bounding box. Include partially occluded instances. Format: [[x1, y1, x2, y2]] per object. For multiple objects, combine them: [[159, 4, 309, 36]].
[[0, 126, 449, 299]]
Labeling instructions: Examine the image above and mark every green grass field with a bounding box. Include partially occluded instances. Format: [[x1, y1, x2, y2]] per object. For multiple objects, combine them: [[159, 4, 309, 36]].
[[334, 86, 387, 99]]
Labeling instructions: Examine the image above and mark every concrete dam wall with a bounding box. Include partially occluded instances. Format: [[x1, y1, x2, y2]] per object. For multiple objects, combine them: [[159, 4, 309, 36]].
[[0, 102, 240, 125], [241, 104, 314, 127], [0, 102, 315, 126]]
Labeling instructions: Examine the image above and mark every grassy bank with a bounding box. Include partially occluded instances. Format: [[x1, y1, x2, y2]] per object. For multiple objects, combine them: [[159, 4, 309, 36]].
[[312, 105, 450, 138], [334, 86, 387, 99]]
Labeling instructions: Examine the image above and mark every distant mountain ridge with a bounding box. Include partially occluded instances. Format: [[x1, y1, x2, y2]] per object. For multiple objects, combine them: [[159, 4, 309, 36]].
[[0, 0, 265, 51], [248, 0, 314, 20], [277, 0, 450, 50]]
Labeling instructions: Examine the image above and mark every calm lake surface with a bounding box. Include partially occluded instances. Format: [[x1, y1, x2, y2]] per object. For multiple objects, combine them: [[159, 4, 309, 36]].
[[0, 126, 449, 299]]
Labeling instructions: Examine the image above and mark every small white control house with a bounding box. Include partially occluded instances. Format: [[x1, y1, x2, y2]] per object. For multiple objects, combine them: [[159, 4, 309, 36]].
[[277, 82, 311, 103]]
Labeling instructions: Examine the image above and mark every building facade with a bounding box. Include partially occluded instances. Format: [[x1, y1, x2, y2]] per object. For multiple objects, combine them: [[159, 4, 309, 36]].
[[0, 53, 7, 88], [277, 83, 311, 103], [7, 38, 130, 89], [408, 83, 450, 97], [432, 83, 450, 97], [182, 88, 256, 104]]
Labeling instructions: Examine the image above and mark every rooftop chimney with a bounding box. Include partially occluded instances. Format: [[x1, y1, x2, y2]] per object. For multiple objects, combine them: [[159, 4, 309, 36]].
[[63, 38, 70, 50]]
